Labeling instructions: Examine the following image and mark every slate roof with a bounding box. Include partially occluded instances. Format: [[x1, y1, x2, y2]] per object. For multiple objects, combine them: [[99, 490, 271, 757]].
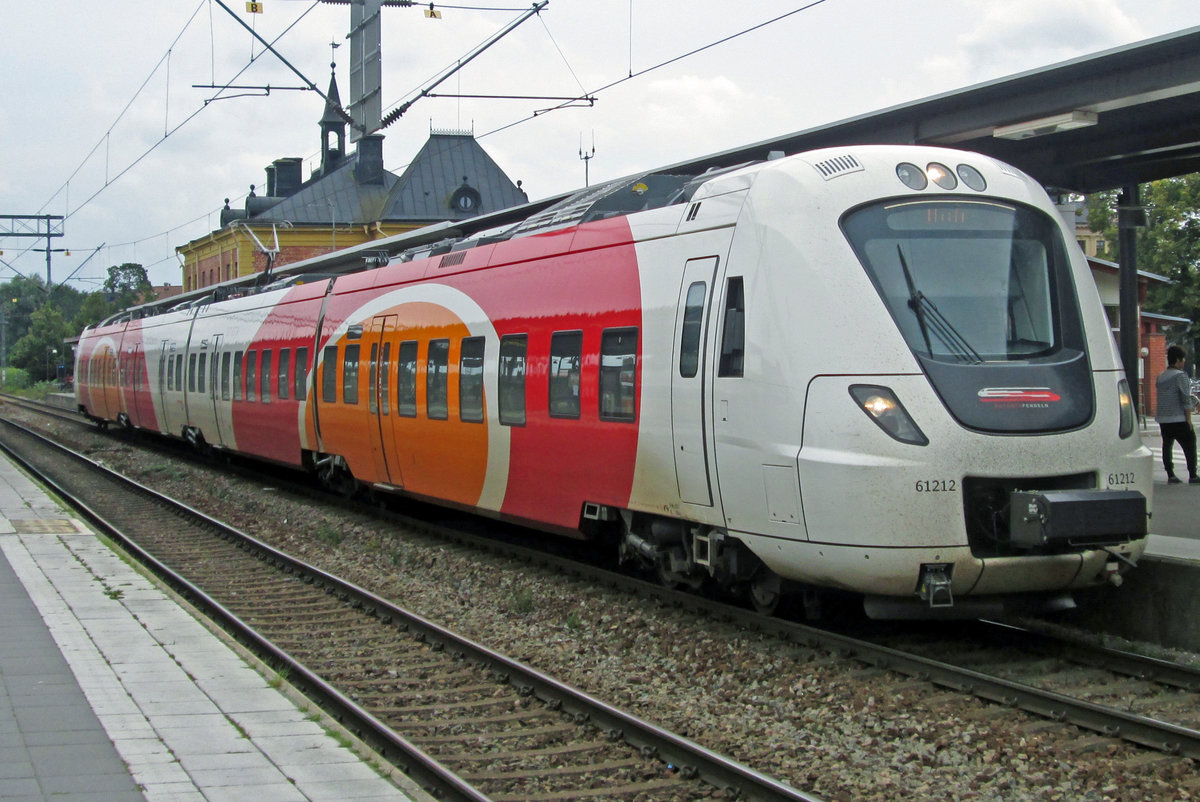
[[381, 132, 527, 221], [249, 158, 398, 226], [239, 132, 525, 227]]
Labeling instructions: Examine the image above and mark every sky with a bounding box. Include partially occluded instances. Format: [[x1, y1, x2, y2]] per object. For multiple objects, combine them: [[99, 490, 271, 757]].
[[2, 0, 1199, 290]]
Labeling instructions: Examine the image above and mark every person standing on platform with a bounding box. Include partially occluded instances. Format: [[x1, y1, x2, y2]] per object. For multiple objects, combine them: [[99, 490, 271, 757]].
[[1155, 344, 1199, 484]]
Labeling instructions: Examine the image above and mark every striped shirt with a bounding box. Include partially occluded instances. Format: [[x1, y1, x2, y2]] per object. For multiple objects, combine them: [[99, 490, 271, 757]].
[[1156, 367, 1192, 424]]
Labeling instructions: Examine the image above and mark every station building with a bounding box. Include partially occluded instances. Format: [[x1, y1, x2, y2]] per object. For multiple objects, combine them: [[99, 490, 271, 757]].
[[177, 69, 527, 292]]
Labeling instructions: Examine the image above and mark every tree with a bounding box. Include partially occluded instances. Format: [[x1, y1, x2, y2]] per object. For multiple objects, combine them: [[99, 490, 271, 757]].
[[9, 303, 73, 382], [72, 292, 120, 331], [1087, 176, 1200, 350], [102, 263, 153, 310]]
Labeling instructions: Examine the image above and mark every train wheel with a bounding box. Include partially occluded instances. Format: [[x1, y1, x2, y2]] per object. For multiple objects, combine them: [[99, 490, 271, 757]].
[[748, 567, 783, 616], [655, 552, 704, 591], [315, 453, 358, 498]]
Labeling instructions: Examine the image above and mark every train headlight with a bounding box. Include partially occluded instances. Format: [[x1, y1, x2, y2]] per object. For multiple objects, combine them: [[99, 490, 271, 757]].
[[849, 385, 929, 446], [1117, 378, 1136, 439]]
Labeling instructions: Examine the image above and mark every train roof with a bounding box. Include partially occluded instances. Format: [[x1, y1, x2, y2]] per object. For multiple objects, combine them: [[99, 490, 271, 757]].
[[115, 159, 760, 323]]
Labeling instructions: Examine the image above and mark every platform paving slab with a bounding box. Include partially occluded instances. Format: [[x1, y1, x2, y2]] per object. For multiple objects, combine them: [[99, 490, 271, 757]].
[[0, 446, 425, 802]]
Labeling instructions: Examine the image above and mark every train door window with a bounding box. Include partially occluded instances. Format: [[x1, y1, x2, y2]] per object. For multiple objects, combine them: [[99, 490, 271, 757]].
[[397, 340, 417, 416], [460, 336, 485, 423], [295, 347, 309, 400], [379, 343, 391, 415], [343, 344, 360, 405], [188, 354, 197, 392], [498, 335, 527, 426], [718, 277, 745, 378], [197, 353, 208, 394], [233, 351, 244, 400], [600, 328, 638, 422], [260, 350, 272, 403], [549, 331, 583, 418], [367, 343, 379, 414], [246, 351, 258, 402], [176, 355, 184, 391], [680, 282, 706, 378], [167, 353, 176, 391], [278, 348, 290, 401], [427, 339, 449, 420], [321, 345, 337, 403], [220, 352, 231, 400]]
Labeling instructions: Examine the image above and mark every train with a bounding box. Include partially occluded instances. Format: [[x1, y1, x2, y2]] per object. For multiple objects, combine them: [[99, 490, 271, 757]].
[[75, 144, 1152, 619]]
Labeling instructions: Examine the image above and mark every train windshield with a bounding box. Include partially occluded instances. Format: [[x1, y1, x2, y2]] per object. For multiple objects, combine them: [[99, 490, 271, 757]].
[[843, 199, 1076, 363]]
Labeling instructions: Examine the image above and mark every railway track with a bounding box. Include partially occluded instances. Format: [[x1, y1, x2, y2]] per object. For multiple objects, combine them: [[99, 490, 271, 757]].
[[0, 414, 817, 802], [6, 396, 1200, 795]]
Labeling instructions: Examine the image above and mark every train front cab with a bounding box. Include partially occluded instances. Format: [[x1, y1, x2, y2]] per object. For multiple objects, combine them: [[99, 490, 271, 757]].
[[769, 149, 1149, 618]]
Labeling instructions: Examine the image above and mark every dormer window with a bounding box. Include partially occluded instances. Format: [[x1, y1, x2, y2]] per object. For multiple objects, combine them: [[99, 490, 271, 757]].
[[450, 183, 482, 214]]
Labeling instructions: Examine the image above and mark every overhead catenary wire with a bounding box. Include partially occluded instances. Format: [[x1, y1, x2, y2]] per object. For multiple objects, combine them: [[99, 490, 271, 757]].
[[18, 1, 827, 286], [482, 0, 831, 138]]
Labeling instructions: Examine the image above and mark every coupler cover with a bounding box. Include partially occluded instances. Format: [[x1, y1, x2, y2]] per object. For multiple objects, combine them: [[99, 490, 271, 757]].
[[1009, 489, 1147, 550]]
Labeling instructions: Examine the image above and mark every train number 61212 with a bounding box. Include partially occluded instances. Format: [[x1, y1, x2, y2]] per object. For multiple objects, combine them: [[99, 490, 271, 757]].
[[914, 478, 957, 493]]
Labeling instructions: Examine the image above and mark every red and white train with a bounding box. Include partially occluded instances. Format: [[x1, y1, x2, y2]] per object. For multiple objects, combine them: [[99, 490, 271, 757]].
[[76, 144, 1151, 618]]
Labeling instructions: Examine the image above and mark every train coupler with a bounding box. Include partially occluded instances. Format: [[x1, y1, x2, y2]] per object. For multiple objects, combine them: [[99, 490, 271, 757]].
[[917, 562, 954, 607]]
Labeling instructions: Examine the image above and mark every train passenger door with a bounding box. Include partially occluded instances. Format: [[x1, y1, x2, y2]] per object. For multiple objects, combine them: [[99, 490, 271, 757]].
[[131, 344, 152, 426], [367, 315, 404, 487], [671, 257, 719, 506], [207, 335, 226, 445]]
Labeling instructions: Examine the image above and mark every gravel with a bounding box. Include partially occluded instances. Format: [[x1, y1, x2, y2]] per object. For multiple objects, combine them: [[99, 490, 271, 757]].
[[21, 410, 1200, 801]]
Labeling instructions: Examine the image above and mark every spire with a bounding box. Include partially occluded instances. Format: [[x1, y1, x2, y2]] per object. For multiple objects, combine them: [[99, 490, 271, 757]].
[[320, 43, 346, 176]]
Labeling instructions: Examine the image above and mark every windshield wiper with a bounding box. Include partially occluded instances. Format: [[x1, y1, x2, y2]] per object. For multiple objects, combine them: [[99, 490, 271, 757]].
[[896, 245, 983, 364]]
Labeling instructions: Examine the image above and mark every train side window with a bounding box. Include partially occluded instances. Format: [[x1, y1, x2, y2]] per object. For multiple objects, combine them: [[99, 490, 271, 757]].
[[233, 351, 244, 400], [498, 335, 526, 426], [680, 282, 706, 378], [397, 340, 417, 416], [600, 328, 638, 422], [260, 349, 272, 403], [460, 336, 485, 423], [197, 353, 207, 394], [278, 348, 290, 401], [321, 345, 337, 403], [427, 339, 450, 419], [246, 350, 258, 402], [295, 347, 309, 400], [718, 277, 745, 378], [549, 331, 583, 419], [220, 352, 231, 400], [188, 354, 197, 392], [379, 343, 391, 415], [368, 343, 379, 414], [343, 344, 360, 405]]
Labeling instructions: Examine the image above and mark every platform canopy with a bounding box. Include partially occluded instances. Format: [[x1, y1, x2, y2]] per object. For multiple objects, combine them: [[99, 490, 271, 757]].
[[665, 25, 1200, 194]]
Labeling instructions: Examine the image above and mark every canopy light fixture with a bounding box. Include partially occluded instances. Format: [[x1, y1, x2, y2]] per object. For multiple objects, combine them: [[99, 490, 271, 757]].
[[993, 110, 1098, 140]]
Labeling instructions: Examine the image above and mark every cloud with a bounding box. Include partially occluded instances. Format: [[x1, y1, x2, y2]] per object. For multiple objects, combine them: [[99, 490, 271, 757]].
[[917, 0, 1145, 86]]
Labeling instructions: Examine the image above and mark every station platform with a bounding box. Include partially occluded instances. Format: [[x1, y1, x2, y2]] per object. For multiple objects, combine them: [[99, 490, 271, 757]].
[[0, 450, 424, 801], [1138, 419, 1200, 561]]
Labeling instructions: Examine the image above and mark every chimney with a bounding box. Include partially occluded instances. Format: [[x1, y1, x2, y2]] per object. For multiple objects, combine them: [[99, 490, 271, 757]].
[[356, 135, 385, 185], [273, 157, 303, 197], [264, 163, 277, 197]]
